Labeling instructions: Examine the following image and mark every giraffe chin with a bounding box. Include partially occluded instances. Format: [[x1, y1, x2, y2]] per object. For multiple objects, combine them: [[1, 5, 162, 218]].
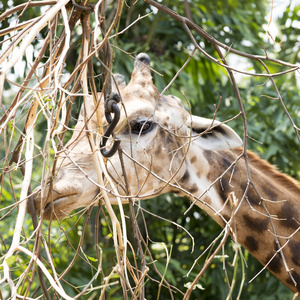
[[30, 182, 100, 220], [41, 195, 79, 220], [40, 191, 130, 219]]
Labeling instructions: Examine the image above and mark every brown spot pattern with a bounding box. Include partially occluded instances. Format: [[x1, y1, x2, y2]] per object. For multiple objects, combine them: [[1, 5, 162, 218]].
[[244, 236, 259, 252], [203, 150, 215, 165], [215, 180, 229, 204], [181, 170, 190, 183], [221, 156, 232, 170], [241, 182, 260, 206], [265, 252, 282, 274], [286, 271, 300, 292], [243, 215, 269, 233], [289, 241, 300, 267], [190, 184, 199, 194], [159, 128, 166, 139], [277, 202, 299, 230], [264, 186, 277, 201], [191, 156, 197, 164]]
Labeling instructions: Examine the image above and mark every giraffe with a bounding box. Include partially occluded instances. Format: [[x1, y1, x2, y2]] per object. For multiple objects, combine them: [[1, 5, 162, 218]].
[[32, 53, 300, 294]]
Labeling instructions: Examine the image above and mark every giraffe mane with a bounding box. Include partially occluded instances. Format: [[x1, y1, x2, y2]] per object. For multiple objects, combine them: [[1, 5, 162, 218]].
[[234, 148, 300, 197]]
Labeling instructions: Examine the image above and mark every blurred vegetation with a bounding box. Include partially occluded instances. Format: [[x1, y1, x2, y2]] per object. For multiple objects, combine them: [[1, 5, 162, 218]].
[[1, 0, 300, 299]]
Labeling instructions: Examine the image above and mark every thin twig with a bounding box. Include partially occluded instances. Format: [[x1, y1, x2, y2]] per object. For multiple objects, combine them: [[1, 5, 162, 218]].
[[144, 0, 297, 68]]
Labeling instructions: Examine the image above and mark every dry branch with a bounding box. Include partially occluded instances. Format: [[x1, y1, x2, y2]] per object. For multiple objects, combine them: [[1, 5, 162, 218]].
[[1, 0, 299, 299]]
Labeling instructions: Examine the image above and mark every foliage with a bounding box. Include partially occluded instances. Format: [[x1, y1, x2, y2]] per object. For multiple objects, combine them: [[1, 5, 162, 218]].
[[0, 0, 300, 299]]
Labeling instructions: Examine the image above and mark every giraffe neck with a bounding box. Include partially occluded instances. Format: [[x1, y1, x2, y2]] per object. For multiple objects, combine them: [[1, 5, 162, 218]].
[[179, 147, 300, 293]]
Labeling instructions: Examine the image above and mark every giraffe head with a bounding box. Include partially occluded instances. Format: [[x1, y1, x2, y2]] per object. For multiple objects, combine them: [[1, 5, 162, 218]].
[[32, 53, 242, 219]]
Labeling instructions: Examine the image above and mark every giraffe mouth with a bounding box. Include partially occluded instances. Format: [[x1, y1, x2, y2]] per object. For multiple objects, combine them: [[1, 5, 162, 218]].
[[31, 174, 101, 220], [43, 193, 78, 216], [31, 189, 80, 220]]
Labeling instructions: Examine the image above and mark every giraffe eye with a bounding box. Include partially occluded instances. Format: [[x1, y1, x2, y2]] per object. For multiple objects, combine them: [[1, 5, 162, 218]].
[[130, 120, 153, 134]]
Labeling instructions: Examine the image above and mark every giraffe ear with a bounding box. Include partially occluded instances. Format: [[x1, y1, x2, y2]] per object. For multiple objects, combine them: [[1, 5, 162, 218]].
[[186, 115, 243, 150]]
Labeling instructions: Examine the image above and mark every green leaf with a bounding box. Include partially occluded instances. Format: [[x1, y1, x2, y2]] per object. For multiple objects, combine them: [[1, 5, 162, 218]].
[[87, 255, 97, 262], [5, 255, 16, 266]]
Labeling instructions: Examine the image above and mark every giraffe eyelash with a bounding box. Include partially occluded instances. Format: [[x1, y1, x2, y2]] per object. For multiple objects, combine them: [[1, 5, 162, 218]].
[[130, 120, 154, 134]]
